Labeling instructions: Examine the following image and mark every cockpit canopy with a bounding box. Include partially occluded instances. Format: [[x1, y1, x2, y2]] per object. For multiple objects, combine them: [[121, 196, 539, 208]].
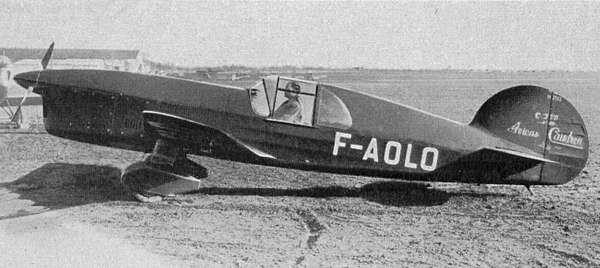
[[249, 76, 352, 129]]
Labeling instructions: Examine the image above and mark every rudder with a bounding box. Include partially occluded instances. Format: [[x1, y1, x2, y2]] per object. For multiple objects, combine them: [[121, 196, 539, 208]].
[[470, 85, 588, 184]]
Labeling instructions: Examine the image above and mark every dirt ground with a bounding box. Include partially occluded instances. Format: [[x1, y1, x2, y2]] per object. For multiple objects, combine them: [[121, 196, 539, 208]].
[[0, 70, 599, 267]]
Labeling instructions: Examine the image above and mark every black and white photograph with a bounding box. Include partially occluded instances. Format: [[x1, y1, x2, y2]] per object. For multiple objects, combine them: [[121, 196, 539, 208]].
[[0, 1, 598, 267]]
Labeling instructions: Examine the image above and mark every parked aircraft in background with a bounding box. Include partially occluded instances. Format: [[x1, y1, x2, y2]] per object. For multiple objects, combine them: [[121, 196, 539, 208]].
[[0, 55, 15, 118], [14, 44, 589, 200], [0, 43, 53, 122]]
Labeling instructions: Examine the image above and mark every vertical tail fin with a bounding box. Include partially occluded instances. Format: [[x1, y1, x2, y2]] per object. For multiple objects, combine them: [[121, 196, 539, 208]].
[[470, 85, 588, 184]]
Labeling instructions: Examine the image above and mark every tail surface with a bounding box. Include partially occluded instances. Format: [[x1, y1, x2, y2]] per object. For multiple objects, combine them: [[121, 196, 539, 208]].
[[470, 85, 588, 184]]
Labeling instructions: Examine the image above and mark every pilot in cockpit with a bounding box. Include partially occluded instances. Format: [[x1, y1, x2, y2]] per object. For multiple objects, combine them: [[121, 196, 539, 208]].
[[272, 81, 303, 123]]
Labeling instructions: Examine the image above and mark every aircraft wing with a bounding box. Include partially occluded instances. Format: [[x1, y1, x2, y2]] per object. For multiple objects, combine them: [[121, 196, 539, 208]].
[[143, 111, 275, 162]]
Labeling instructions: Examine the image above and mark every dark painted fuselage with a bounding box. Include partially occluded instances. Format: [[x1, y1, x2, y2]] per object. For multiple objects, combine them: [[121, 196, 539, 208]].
[[14, 69, 587, 185]]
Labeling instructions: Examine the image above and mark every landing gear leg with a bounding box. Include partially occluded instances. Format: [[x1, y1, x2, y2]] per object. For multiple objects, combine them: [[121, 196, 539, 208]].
[[121, 139, 207, 200]]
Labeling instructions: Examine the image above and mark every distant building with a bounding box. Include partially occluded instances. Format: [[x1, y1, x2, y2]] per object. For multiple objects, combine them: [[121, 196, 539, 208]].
[[0, 47, 151, 99], [0, 48, 151, 127], [0, 48, 149, 74]]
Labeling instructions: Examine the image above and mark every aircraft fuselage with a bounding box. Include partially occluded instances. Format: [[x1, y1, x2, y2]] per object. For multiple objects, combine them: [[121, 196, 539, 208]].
[[14, 69, 587, 186]]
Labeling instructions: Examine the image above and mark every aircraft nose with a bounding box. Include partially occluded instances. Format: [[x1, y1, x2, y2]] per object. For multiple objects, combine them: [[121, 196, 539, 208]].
[[13, 71, 41, 88]]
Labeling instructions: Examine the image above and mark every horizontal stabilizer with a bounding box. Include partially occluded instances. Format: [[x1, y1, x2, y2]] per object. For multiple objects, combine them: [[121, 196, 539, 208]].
[[451, 146, 553, 171], [482, 147, 556, 164], [430, 146, 554, 184]]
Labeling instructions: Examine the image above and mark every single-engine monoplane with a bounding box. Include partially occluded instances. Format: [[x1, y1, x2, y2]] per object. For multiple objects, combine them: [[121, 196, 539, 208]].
[[14, 44, 589, 198]]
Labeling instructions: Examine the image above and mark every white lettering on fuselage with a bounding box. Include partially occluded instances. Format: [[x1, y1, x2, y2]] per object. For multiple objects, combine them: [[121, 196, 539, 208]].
[[332, 132, 439, 171], [333, 132, 352, 156], [534, 112, 559, 121], [384, 141, 402, 165], [421, 147, 439, 171], [548, 94, 563, 102], [362, 138, 379, 162], [548, 127, 584, 150], [507, 122, 539, 138], [404, 144, 418, 169]]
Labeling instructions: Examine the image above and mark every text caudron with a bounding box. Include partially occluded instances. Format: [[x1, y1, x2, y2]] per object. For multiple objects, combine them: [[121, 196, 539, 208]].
[[332, 132, 439, 171]]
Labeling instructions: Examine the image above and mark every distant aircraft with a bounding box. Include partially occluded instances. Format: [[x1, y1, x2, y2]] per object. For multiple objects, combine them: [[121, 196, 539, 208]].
[[0, 43, 53, 123], [294, 73, 327, 81], [0, 55, 15, 117], [14, 44, 589, 199], [231, 73, 250, 81]]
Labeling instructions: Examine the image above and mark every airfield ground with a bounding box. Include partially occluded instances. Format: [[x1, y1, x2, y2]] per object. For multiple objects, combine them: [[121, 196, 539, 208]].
[[0, 70, 599, 267]]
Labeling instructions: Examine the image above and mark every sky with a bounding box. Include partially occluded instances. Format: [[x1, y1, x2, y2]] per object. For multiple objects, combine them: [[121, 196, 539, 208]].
[[1, 0, 600, 70]]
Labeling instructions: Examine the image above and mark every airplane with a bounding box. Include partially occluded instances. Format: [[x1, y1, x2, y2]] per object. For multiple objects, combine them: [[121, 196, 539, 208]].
[[230, 73, 250, 81], [13, 44, 589, 200], [0, 55, 16, 118], [0, 44, 53, 123]]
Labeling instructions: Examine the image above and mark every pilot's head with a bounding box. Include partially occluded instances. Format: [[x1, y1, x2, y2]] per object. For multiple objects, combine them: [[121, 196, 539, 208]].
[[0, 56, 11, 69], [285, 81, 301, 98]]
